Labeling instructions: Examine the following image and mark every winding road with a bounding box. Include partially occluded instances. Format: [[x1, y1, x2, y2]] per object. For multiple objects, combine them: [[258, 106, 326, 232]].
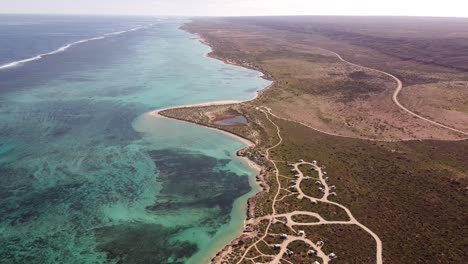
[[234, 106, 383, 264], [330, 51, 468, 137]]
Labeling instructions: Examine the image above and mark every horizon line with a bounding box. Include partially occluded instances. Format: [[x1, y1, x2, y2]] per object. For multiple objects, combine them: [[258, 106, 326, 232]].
[[1, 12, 468, 19]]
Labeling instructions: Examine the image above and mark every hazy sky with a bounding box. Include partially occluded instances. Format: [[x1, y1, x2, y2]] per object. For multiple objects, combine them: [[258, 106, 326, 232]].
[[1, 0, 468, 17]]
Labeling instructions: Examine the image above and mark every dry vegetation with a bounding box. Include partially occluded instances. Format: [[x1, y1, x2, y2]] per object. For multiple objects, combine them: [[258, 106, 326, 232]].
[[161, 102, 468, 263], [182, 16, 468, 140], [400, 81, 468, 131], [161, 17, 468, 263]]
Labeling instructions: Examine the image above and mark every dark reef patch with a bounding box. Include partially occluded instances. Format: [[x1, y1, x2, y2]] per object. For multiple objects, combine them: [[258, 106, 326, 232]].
[[148, 149, 251, 222], [94, 149, 252, 263], [95, 223, 198, 264]]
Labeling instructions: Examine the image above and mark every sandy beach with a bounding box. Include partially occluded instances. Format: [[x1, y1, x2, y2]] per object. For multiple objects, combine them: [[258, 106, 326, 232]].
[[150, 103, 261, 170], [147, 105, 264, 264], [150, 101, 251, 144], [142, 29, 274, 263]]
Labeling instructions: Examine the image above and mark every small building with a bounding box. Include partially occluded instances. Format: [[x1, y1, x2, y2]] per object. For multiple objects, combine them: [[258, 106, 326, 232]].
[[299, 159, 304, 162], [298, 230, 305, 236], [244, 224, 254, 233], [273, 244, 281, 250], [318, 187, 324, 192], [323, 171, 327, 175], [329, 252, 337, 260], [290, 169, 296, 172], [280, 233, 288, 239], [330, 185, 336, 190], [329, 192, 337, 197], [312, 261, 320, 264], [316, 241, 324, 247], [307, 249, 317, 256], [324, 177, 329, 182], [286, 248, 294, 256], [310, 199, 318, 204], [315, 180, 321, 185]]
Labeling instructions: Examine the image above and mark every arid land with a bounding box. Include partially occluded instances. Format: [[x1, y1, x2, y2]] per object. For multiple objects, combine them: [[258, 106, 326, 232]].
[[160, 17, 468, 263]]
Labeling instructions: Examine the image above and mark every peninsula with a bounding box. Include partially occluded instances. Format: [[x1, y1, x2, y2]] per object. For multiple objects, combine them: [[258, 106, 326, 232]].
[[161, 16, 468, 263]]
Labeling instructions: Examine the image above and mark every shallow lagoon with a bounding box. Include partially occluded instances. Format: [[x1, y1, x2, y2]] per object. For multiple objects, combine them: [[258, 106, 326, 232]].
[[0, 17, 270, 263]]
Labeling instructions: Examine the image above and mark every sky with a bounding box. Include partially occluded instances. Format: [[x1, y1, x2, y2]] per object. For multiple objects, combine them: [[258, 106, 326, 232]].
[[1, 0, 468, 17]]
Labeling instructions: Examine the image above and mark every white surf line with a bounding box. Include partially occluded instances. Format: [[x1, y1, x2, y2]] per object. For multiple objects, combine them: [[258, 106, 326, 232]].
[[236, 106, 383, 264], [0, 24, 154, 71], [329, 51, 468, 137]]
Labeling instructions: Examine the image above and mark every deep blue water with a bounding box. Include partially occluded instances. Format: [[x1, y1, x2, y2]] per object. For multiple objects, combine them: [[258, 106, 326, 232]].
[[0, 15, 155, 65], [0, 15, 270, 263]]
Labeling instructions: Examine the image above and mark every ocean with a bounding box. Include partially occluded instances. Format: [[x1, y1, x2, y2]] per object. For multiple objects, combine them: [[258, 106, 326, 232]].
[[0, 15, 270, 263]]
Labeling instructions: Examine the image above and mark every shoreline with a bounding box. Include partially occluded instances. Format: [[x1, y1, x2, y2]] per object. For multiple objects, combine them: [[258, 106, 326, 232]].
[[142, 108, 265, 264], [142, 18, 466, 263], [188, 28, 273, 84], [151, 105, 266, 264], [150, 107, 260, 170], [144, 26, 273, 264], [151, 106, 250, 145]]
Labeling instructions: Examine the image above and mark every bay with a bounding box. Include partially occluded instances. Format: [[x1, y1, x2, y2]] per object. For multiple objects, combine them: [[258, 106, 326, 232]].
[[0, 16, 270, 263]]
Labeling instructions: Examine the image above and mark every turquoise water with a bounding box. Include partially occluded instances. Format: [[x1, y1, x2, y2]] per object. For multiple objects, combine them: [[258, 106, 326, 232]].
[[0, 17, 270, 263]]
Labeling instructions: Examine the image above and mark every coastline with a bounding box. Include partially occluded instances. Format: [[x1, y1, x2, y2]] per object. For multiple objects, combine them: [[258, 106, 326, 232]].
[[151, 108, 266, 264], [151, 104, 266, 264], [143, 18, 468, 264], [144, 25, 273, 263], [151, 107, 252, 147], [188, 28, 273, 84]]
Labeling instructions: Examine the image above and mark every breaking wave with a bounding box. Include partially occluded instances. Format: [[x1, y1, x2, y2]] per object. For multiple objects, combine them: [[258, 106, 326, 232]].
[[0, 25, 152, 71]]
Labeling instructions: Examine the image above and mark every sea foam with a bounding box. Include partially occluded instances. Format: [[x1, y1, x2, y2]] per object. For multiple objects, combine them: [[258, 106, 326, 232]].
[[0, 25, 152, 71]]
